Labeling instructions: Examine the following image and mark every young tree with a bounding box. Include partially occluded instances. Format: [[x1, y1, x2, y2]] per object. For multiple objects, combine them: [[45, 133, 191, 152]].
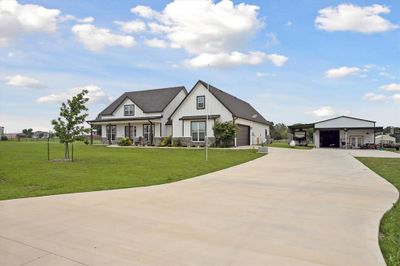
[[51, 90, 89, 159]]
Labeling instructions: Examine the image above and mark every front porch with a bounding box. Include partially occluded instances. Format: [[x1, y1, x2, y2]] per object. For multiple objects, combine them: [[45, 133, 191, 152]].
[[88, 116, 165, 146]]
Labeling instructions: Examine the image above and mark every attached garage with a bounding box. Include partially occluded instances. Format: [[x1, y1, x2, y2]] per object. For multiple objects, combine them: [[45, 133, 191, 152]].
[[236, 125, 250, 146]]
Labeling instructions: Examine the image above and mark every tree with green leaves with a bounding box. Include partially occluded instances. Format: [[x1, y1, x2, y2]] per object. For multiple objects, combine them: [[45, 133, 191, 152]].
[[270, 123, 288, 140], [52, 90, 90, 160], [22, 128, 33, 138], [213, 121, 237, 147]]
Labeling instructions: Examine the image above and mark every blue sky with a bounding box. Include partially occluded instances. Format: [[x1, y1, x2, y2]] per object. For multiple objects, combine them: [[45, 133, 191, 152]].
[[0, 0, 399, 132]]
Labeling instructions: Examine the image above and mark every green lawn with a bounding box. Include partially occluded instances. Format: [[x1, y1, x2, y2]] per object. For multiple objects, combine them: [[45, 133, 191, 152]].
[[267, 142, 313, 150], [0, 142, 263, 200], [357, 157, 400, 266]]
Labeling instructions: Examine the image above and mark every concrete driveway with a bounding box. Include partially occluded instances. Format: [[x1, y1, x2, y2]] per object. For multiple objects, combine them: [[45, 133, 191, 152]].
[[0, 148, 398, 266]]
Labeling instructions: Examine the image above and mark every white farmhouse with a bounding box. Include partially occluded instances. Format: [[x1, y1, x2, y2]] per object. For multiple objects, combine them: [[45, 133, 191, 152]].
[[88, 80, 272, 147], [169, 80, 272, 146]]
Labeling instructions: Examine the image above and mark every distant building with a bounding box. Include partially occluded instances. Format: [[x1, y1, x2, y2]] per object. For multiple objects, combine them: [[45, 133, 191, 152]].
[[32, 131, 49, 139], [375, 134, 396, 145], [392, 127, 400, 143]]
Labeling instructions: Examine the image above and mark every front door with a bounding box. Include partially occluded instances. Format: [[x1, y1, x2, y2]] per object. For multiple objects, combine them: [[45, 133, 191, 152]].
[[350, 136, 363, 148], [143, 124, 155, 143], [106, 125, 116, 144]]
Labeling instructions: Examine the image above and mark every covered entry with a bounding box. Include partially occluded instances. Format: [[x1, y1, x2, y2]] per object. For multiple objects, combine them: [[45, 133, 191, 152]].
[[320, 130, 340, 148], [236, 125, 250, 146]]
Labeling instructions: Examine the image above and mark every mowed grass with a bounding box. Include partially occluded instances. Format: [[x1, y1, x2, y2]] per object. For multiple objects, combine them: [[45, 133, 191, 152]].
[[0, 142, 263, 200], [357, 157, 400, 266], [267, 142, 313, 150]]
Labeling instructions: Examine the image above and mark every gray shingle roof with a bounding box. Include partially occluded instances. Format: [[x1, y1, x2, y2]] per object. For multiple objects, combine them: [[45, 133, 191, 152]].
[[198, 80, 273, 126], [99, 86, 186, 116]]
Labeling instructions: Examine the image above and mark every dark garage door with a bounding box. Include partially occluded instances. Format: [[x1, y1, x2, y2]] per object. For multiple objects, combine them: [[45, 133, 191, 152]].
[[320, 130, 340, 148], [237, 125, 250, 146]]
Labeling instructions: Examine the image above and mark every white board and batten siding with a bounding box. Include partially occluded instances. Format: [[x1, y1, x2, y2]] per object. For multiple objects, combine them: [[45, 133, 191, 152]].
[[161, 89, 187, 137], [235, 118, 270, 145], [100, 98, 163, 139], [171, 82, 232, 138], [315, 116, 374, 129], [171, 82, 270, 145]]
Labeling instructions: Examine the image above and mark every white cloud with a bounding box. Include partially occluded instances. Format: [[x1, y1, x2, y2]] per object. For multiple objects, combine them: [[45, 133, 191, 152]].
[[315, 4, 399, 33], [130, 0, 287, 68], [286, 21, 292, 27], [325, 66, 360, 79], [4, 75, 44, 88], [379, 71, 395, 79], [71, 24, 135, 52], [59, 15, 94, 23], [0, 0, 61, 45], [306, 106, 335, 117], [144, 38, 168, 48], [37, 85, 111, 104], [256, 72, 276, 77], [363, 92, 388, 101], [114, 20, 146, 33], [131, 5, 158, 19], [393, 94, 400, 104], [186, 51, 288, 68], [380, 83, 400, 92], [265, 54, 288, 67]]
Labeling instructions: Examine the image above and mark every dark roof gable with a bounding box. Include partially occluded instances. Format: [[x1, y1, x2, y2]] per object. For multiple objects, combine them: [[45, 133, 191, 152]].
[[198, 80, 273, 126], [99, 86, 186, 116]]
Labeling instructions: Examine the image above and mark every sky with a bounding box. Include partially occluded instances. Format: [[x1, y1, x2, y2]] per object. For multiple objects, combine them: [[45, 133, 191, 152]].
[[0, 0, 399, 133]]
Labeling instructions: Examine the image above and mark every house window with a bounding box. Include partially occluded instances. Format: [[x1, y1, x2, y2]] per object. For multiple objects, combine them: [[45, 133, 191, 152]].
[[191, 121, 206, 142], [124, 104, 135, 116], [196, 96, 205, 109], [125, 126, 136, 139], [106, 125, 116, 141], [143, 124, 155, 141]]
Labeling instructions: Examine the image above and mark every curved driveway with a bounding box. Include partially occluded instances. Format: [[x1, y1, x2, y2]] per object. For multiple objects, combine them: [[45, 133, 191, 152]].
[[0, 148, 398, 266]]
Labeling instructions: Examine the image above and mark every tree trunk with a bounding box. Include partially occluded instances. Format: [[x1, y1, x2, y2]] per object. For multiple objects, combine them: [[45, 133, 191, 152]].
[[64, 142, 69, 159]]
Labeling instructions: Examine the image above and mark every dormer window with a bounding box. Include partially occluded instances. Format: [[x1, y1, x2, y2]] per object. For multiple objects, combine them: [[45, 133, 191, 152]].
[[124, 104, 135, 116], [197, 96, 205, 110]]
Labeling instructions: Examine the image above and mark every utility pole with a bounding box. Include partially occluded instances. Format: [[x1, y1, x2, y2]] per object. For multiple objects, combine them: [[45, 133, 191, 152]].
[[205, 82, 209, 161]]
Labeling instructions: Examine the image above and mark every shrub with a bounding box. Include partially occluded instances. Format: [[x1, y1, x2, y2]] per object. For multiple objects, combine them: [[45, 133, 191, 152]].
[[118, 137, 132, 146], [1, 136, 8, 141], [213, 121, 237, 147], [83, 139, 89, 145], [160, 135, 172, 147], [172, 139, 181, 147]]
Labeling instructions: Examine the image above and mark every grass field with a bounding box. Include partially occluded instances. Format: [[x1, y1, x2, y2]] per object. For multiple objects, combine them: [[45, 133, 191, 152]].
[[267, 142, 313, 150], [0, 141, 263, 200], [357, 157, 400, 266]]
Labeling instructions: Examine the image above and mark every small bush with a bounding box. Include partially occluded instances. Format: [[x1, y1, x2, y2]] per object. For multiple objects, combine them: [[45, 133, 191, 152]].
[[160, 135, 172, 147], [83, 139, 89, 145], [172, 139, 181, 147], [1, 136, 8, 141], [118, 137, 132, 146], [213, 121, 237, 147]]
